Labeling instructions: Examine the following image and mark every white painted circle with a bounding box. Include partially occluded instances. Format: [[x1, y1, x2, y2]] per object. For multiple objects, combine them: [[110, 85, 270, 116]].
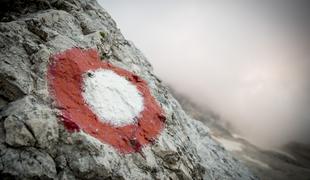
[[82, 69, 144, 126]]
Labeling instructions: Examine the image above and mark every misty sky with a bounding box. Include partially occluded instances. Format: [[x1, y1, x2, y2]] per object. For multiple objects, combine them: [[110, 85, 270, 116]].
[[99, 0, 310, 148]]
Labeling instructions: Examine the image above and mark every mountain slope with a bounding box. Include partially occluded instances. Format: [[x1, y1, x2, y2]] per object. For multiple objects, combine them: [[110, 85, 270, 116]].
[[0, 0, 255, 179], [172, 90, 310, 180]]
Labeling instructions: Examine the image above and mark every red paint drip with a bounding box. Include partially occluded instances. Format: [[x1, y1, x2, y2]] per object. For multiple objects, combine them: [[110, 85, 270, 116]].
[[47, 48, 165, 153]]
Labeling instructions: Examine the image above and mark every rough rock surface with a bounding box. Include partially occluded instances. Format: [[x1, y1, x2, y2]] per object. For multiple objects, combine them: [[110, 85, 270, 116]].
[[0, 0, 256, 179]]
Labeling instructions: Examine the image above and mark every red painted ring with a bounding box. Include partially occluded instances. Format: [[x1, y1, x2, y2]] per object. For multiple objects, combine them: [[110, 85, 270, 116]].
[[47, 48, 165, 153]]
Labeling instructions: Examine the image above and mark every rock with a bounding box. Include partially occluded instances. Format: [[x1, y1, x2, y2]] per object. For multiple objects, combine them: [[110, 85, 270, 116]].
[[1, 147, 57, 179], [1, 96, 59, 150], [4, 115, 36, 147], [187, 119, 253, 180], [0, 0, 256, 179], [0, 96, 36, 118], [24, 107, 59, 149], [174, 89, 310, 180], [58, 170, 75, 180]]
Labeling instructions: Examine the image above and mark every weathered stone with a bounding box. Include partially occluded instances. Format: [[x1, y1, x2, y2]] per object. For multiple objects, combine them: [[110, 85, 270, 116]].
[[0, 0, 256, 179], [4, 115, 36, 147], [1, 147, 57, 179], [1, 96, 59, 149], [0, 96, 36, 118], [0, 77, 25, 102], [24, 107, 59, 149], [58, 170, 76, 180]]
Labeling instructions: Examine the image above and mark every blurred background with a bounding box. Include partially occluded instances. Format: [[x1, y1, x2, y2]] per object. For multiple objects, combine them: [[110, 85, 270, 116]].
[[98, 1, 310, 149]]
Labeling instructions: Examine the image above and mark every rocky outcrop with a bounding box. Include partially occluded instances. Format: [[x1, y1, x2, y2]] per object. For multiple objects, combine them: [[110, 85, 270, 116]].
[[0, 0, 255, 179]]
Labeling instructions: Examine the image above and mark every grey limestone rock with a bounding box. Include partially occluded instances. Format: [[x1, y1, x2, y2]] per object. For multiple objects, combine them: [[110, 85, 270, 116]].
[[4, 115, 36, 147], [0, 0, 256, 179]]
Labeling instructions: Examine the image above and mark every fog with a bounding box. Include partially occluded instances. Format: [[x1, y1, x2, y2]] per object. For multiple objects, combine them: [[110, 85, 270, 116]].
[[99, 0, 310, 148]]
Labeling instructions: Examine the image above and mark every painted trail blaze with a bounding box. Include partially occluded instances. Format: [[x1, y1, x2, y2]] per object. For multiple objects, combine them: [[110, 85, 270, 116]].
[[48, 48, 165, 153]]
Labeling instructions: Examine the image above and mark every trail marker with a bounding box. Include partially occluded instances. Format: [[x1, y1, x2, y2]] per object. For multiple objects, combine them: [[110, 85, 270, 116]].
[[48, 48, 165, 153]]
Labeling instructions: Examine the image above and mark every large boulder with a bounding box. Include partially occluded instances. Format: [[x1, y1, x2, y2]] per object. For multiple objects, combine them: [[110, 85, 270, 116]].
[[0, 0, 256, 179]]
